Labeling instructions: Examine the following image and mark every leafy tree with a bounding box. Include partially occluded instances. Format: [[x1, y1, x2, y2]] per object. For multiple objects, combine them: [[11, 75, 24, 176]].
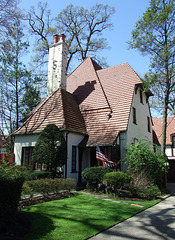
[[128, 0, 175, 153], [0, 0, 20, 31], [27, 2, 115, 71], [0, 18, 31, 151], [21, 84, 41, 118], [125, 140, 168, 187], [32, 124, 67, 171]]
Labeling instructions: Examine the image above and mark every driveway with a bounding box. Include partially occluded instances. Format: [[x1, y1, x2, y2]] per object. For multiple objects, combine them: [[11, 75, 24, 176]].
[[90, 190, 175, 240]]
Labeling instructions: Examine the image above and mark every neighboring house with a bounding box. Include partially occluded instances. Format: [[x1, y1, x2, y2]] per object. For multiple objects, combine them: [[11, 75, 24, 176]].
[[14, 34, 153, 182], [153, 116, 175, 183]]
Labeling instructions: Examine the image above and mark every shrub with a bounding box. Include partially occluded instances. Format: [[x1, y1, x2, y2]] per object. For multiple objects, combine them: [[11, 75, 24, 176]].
[[82, 166, 114, 190], [64, 178, 76, 191], [103, 171, 131, 190], [22, 178, 76, 198], [131, 184, 161, 199], [0, 162, 25, 230], [126, 139, 168, 186]]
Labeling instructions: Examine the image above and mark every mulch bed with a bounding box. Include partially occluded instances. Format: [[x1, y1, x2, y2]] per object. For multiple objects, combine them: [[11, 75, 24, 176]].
[[0, 192, 74, 240], [18, 192, 74, 210]]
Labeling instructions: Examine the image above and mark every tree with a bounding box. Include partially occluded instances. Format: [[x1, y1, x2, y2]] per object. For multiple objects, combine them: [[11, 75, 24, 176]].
[[0, 18, 33, 151], [21, 84, 41, 119], [27, 2, 115, 71], [0, 0, 20, 31], [128, 0, 175, 153], [32, 124, 67, 171]]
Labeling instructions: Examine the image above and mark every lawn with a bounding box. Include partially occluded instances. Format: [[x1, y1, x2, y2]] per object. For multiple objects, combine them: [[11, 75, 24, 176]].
[[21, 193, 159, 240]]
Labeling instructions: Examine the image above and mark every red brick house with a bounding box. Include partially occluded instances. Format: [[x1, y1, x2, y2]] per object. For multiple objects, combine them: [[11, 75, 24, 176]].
[[14, 34, 153, 182], [153, 116, 175, 182]]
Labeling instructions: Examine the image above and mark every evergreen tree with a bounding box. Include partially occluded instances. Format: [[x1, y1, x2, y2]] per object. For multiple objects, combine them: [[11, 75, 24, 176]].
[[32, 124, 67, 171]]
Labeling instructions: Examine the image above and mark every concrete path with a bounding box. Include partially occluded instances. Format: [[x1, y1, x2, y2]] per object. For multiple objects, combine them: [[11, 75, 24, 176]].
[[90, 195, 175, 240]]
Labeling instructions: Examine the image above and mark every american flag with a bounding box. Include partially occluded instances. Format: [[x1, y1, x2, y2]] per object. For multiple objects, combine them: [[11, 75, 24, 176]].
[[96, 146, 117, 168]]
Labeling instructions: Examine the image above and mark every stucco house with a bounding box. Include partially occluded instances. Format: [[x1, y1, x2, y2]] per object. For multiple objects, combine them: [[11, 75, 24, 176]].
[[14, 34, 153, 182], [153, 116, 175, 183]]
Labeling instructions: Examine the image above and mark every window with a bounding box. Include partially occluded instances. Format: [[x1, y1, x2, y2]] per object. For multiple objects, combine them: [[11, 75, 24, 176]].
[[133, 107, 137, 124], [172, 136, 175, 146], [140, 90, 143, 104], [147, 116, 151, 132], [22, 147, 34, 166], [71, 146, 76, 172]]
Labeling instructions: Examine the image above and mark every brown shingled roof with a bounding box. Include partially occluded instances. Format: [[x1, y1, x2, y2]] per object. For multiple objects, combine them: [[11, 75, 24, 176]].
[[153, 116, 175, 145], [15, 57, 145, 147], [67, 58, 143, 146], [14, 88, 86, 135]]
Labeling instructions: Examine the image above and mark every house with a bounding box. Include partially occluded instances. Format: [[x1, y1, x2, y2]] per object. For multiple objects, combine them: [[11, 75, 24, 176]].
[[153, 116, 175, 183], [14, 34, 153, 182]]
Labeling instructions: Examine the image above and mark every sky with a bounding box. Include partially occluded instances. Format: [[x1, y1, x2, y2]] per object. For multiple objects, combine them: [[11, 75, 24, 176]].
[[20, 0, 151, 78]]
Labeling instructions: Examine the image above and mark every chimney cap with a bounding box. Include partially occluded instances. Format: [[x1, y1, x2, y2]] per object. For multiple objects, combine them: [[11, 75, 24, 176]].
[[53, 34, 66, 44]]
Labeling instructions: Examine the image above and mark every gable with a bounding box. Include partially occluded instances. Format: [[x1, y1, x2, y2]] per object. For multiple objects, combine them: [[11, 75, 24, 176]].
[[153, 116, 175, 145], [14, 88, 86, 135]]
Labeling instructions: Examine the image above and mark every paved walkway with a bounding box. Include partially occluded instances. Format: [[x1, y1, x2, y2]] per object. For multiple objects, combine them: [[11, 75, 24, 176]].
[[89, 189, 175, 240]]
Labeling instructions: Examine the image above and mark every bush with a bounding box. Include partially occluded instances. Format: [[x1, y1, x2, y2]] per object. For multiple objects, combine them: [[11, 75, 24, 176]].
[[103, 171, 131, 190], [131, 184, 161, 199], [126, 139, 168, 186], [22, 178, 76, 198], [82, 166, 114, 190], [0, 162, 25, 230]]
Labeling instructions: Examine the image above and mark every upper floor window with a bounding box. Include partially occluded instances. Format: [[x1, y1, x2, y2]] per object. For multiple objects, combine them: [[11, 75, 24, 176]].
[[71, 146, 76, 172], [133, 107, 137, 124], [172, 136, 175, 146], [147, 116, 151, 132], [140, 90, 143, 104]]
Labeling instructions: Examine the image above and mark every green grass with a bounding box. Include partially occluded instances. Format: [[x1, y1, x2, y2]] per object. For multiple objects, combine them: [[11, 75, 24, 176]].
[[21, 193, 159, 240]]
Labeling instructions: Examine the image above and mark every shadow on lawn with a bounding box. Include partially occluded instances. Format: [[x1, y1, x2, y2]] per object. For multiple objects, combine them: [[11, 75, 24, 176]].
[[22, 201, 137, 240], [22, 211, 55, 240]]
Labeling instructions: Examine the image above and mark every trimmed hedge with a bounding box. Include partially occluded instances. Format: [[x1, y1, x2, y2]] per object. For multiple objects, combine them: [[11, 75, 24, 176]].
[[22, 178, 76, 198], [82, 166, 114, 190]]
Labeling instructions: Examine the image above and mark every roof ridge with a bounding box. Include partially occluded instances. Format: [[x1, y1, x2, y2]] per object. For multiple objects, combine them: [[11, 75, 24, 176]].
[[67, 56, 91, 78]]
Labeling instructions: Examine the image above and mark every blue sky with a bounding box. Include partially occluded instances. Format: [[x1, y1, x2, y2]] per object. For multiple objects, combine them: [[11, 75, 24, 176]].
[[20, 0, 151, 78]]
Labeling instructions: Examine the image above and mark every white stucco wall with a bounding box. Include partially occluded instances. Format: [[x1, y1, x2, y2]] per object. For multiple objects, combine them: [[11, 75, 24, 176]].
[[66, 132, 84, 181], [120, 88, 153, 171], [14, 134, 39, 165]]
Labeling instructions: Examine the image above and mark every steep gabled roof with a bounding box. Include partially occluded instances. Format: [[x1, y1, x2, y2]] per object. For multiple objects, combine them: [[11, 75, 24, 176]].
[[153, 116, 175, 145], [15, 56, 145, 147], [67, 58, 142, 146], [14, 88, 86, 135]]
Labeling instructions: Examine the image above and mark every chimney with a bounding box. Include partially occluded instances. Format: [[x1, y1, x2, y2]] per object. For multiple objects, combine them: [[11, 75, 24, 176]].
[[47, 34, 68, 96]]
